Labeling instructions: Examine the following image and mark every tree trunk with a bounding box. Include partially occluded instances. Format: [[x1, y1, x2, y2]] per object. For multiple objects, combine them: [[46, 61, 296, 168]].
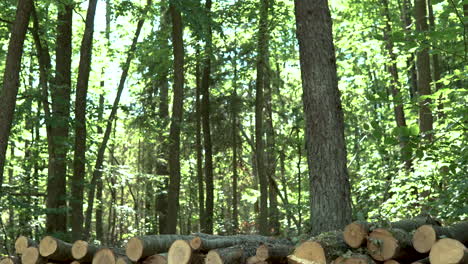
[[400, 0, 418, 99], [414, 0, 434, 140], [294, 0, 352, 235], [427, 0, 443, 117], [195, 48, 204, 232], [95, 95, 105, 243], [71, 0, 98, 240], [382, 0, 411, 170], [83, 6, 148, 239], [165, 1, 185, 234], [200, 0, 214, 235], [231, 53, 239, 234], [0, 0, 32, 195], [255, 0, 270, 236]]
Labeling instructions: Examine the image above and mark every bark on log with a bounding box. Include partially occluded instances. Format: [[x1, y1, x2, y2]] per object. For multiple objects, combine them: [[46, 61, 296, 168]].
[[125, 235, 194, 261], [255, 244, 292, 262], [142, 254, 168, 264], [92, 248, 126, 264], [389, 216, 440, 231], [22, 247, 46, 264], [413, 221, 468, 253], [15, 236, 37, 255], [411, 257, 430, 264], [288, 231, 348, 264], [429, 238, 468, 264], [0, 256, 20, 264], [39, 236, 74, 261], [367, 228, 422, 261], [71, 240, 99, 262], [343, 221, 369, 248]]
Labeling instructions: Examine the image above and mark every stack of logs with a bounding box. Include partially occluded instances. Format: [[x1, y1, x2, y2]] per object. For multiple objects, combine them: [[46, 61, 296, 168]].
[[289, 217, 468, 264], [0, 217, 466, 264]]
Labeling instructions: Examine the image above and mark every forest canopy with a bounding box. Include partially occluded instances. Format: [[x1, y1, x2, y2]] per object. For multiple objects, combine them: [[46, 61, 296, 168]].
[[0, 0, 466, 254]]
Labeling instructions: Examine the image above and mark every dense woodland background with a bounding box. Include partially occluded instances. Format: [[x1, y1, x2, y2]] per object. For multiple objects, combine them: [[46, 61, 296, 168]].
[[0, 0, 466, 256]]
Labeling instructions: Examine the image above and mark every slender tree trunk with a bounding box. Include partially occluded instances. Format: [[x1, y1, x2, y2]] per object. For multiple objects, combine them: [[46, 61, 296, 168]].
[[83, 7, 148, 239], [165, 1, 185, 234], [201, 0, 214, 234], [0, 0, 33, 193], [231, 53, 239, 234], [427, 0, 443, 117], [296, 134, 302, 235], [195, 48, 204, 231], [400, 0, 418, 99], [294, 0, 352, 235], [71, 0, 98, 240], [382, 0, 411, 170], [414, 0, 434, 140], [255, 0, 270, 236], [95, 94, 105, 242], [279, 150, 291, 229]]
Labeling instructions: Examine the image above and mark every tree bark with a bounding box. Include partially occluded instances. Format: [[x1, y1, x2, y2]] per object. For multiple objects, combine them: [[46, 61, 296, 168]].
[[231, 53, 239, 234], [255, 0, 270, 236], [0, 0, 32, 196], [427, 0, 443, 117], [165, 1, 185, 234], [414, 0, 434, 140], [195, 48, 204, 232], [83, 5, 148, 239], [71, 0, 98, 240], [294, 0, 352, 235]]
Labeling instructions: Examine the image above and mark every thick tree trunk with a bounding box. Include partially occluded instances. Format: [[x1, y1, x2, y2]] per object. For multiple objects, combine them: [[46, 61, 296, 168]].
[[294, 0, 352, 235], [414, 0, 434, 140], [165, 1, 185, 234], [201, 0, 214, 234], [0, 0, 32, 195], [83, 8, 148, 239], [71, 0, 98, 240], [255, 0, 270, 236]]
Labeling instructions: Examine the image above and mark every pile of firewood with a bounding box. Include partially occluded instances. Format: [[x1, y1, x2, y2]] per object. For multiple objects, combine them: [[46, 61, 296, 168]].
[[288, 217, 468, 264], [1, 217, 466, 264]]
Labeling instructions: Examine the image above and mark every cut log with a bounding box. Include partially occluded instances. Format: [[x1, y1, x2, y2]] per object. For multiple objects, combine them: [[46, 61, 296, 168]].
[[413, 221, 468, 253], [0, 256, 20, 264], [22, 247, 46, 264], [343, 221, 369, 248], [367, 228, 422, 261], [287, 231, 348, 264], [390, 216, 441, 231], [70, 261, 80, 264], [205, 247, 244, 264], [246, 256, 261, 264], [15, 236, 37, 255], [255, 244, 293, 262], [142, 254, 168, 264], [332, 254, 376, 264], [125, 235, 194, 261], [189, 235, 283, 252], [116, 256, 131, 264], [72, 240, 99, 262], [383, 260, 400, 264], [411, 257, 430, 264], [167, 240, 192, 264], [92, 248, 126, 264], [39, 236, 74, 262], [429, 238, 468, 264]]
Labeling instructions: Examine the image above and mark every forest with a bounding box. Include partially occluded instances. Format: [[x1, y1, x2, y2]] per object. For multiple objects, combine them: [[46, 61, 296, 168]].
[[0, 0, 467, 263]]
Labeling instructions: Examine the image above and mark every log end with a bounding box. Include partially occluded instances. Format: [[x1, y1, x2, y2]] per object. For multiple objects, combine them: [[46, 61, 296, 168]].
[[255, 244, 269, 261], [287, 241, 325, 264], [22, 247, 41, 264], [429, 238, 467, 264], [205, 250, 223, 264], [412, 225, 436, 253], [367, 228, 398, 261], [142, 255, 168, 264], [71, 240, 89, 260], [38, 236, 57, 257], [168, 240, 192, 264], [116, 257, 131, 264], [0, 257, 16, 264], [15, 236, 31, 255], [189, 237, 202, 250], [126, 237, 144, 262], [92, 248, 116, 264], [383, 260, 400, 264], [344, 221, 368, 248]]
